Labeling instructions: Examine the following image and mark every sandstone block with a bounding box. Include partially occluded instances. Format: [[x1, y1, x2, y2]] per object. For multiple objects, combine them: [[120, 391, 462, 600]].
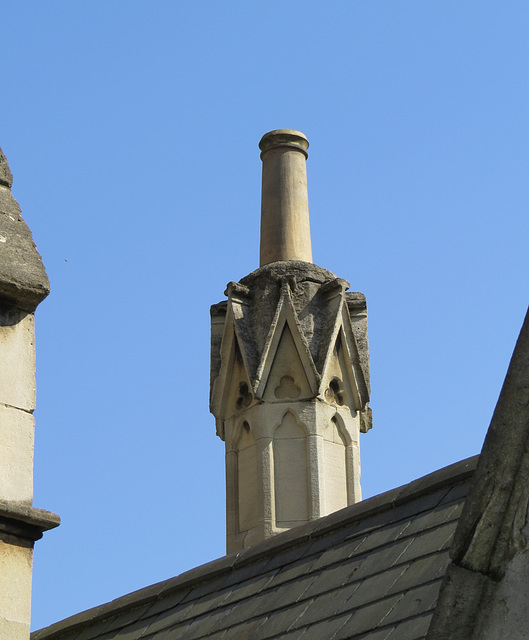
[[0, 542, 33, 627], [0, 309, 36, 412], [0, 405, 34, 504]]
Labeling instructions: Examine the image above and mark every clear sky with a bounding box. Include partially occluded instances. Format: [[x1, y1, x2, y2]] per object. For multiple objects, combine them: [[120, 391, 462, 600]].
[[2, 2, 528, 631]]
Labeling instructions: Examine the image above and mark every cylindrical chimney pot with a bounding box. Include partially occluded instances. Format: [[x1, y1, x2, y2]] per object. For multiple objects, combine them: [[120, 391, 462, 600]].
[[259, 129, 313, 266]]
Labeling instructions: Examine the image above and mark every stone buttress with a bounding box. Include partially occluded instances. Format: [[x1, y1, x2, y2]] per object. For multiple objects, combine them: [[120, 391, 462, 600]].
[[210, 131, 371, 553], [0, 148, 59, 639]]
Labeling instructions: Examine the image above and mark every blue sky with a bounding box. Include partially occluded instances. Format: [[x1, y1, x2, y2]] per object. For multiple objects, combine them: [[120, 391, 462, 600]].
[[2, 2, 528, 631]]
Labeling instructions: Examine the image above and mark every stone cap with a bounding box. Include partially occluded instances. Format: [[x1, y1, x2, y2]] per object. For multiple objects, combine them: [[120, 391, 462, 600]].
[[259, 129, 309, 158], [0, 147, 50, 311], [240, 260, 335, 289]]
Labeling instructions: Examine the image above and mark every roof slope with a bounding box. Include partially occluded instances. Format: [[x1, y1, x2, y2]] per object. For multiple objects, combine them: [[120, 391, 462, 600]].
[[32, 457, 477, 640]]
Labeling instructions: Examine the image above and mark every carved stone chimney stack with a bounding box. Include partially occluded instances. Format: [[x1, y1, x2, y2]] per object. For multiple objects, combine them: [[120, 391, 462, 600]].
[[259, 129, 312, 266], [211, 131, 371, 554]]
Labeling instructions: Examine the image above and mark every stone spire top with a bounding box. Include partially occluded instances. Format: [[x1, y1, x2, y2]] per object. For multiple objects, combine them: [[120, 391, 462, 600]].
[[0, 147, 49, 311], [259, 129, 313, 266]]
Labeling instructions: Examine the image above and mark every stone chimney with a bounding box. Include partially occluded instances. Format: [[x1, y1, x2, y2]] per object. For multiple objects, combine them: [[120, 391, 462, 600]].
[[0, 147, 59, 639], [210, 130, 371, 554]]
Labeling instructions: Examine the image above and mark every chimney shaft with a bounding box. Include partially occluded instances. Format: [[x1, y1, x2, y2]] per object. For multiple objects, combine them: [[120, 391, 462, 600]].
[[259, 129, 312, 266]]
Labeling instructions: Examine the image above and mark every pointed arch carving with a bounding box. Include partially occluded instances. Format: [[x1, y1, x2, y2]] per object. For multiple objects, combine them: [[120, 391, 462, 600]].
[[319, 290, 369, 412], [273, 410, 309, 527], [321, 326, 363, 413], [256, 285, 319, 400], [210, 293, 255, 425], [236, 419, 259, 533]]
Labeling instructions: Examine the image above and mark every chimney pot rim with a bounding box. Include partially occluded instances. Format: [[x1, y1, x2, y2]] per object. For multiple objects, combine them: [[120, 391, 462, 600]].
[[259, 129, 309, 156]]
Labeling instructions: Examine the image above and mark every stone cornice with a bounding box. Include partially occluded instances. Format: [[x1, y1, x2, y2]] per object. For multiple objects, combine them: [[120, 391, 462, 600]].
[[0, 501, 60, 544]]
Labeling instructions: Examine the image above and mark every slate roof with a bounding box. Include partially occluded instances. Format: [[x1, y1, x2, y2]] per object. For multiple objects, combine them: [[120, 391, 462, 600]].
[[32, 456, 477, 640]]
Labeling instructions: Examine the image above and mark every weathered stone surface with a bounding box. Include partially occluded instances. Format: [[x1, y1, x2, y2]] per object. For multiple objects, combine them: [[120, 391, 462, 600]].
[[474, 549, 529, 639], [242, 260, 335, 285], [347, 291, 370, 394], [426, 563, 490, 640], [237, 261, 337, 379], [0, 147, 13, 187], [0, 149, 49, 311], [212, 261, 370, 401]]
